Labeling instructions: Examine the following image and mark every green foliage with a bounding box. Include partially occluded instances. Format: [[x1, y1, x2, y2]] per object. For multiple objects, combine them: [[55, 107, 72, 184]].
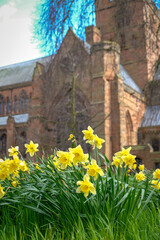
[[0, 145, 160, 239]]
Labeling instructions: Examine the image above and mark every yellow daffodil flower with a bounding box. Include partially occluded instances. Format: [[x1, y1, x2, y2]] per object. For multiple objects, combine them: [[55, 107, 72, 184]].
[[138, 164, 144, 171], [82, 126, 95, 143], [69, 145, 89, 166], [68, 134, 74, 140], [11, 180, 20, 188], [0, 169, 10, 181], [76, 174, 96, 197], [92, 135, 105, 149], [122, 154, 136, 169], [111, 156, 122, 168], [19, 161, 29, 172], [153, 169, 160, 179], [115, 147, 132, 158], [86, 159, 104, 180], [56, 151, 74, 169], [25, 141, 39, 157], [151, 180, 160, 189], [136, 171, 146, 181], [8, 158, 21, 174], [8, 146, 19, 157]]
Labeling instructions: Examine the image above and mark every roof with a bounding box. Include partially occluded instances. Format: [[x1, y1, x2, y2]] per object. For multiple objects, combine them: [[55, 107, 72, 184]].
[[0, 56, 52, 88], [0, 113, 29, 126], [140, 105, 160, 127], [120, 65, 141, 94]]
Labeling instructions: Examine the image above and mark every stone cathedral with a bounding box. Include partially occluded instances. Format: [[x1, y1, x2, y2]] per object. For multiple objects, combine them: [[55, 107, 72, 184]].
[[0, 0, 160, 169]]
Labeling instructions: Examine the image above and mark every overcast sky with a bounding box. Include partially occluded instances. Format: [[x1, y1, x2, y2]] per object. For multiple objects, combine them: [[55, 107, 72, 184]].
[[0, 0, 44, 67]]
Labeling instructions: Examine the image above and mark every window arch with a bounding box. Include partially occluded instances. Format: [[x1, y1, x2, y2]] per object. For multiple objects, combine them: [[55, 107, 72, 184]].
[[14, 95, 17, 113], [6, 97, 10, 114], [131, 35, 137, 48], [0, 95, 5, 115], [126, 111, 133, 145], [19, 90, 27, 112], [120, 34, 126, 49], [152, 138, 159, 152]]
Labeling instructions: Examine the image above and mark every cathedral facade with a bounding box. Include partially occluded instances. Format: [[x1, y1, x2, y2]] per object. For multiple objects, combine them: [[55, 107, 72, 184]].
[[0, 0, 160, 169]]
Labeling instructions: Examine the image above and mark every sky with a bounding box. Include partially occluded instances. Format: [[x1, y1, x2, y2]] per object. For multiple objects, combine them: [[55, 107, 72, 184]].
[[0, 0, 44, 67]]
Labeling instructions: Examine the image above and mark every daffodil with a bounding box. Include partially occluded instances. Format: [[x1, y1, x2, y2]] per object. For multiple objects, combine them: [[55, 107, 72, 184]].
[[56, 151, 74, 169], [151, 180, 160, 189], [136, 171, 146, 181], [76, 174, 96, 197], [122, 154, 136, 169], [138, 164, 144, 171], [0, 169, 10, 181], [8, 157, 21, 174], [69, 145, 89, 166], [92, 135, 105, 149], [85, 159, 104, 180], [8, 146, 19, 157], [82, 126, 95, 143], [111, 156, 122, 168], [68, 134, 74, 140], [133, 163, 137, 170], [25, 141, 39, 157], [115, 147, 131, 158], [11, 180, 20, 188], [153, 169, 160, 179], [19, 161, 29, 172]]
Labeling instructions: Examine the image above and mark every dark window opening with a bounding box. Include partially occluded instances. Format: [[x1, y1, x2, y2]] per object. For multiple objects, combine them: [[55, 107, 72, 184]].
[[120, 34, 126, 49], [152, 139, 159, 152], [19, 90, 28, 113], [135, 157, 142, 166], [0, 95, 5, 115], [132, 35, 137, 48], [155, 162, 160, 169], [14, 95, 17, 113], [6, 97, 10, 114]]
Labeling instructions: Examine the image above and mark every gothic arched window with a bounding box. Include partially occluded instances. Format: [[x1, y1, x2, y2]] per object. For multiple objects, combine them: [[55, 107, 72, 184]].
[[120, 34, 126, 49], [131, 35, 137, 48], [126, 111, 133, 145], [19, 90, 27, 113], [0, 95, 5, 115], [152, 139, 159, 152], [14, 95, 17, 113], [6, 97, 10, 114]]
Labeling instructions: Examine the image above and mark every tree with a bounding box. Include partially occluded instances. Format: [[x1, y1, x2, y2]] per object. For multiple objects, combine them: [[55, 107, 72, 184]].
[[33, 0, 95, 55]]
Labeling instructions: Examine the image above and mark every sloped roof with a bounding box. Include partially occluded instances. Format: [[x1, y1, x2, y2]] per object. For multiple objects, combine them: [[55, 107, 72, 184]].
[[0, 56, 52, 88], [140, 105, 160, 127], [120, 65, 141, 94]]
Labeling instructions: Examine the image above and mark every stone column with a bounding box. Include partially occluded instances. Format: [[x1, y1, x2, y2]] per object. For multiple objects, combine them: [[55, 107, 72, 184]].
[[7, 116, 15, 151], [91, 41, 120, 159]]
